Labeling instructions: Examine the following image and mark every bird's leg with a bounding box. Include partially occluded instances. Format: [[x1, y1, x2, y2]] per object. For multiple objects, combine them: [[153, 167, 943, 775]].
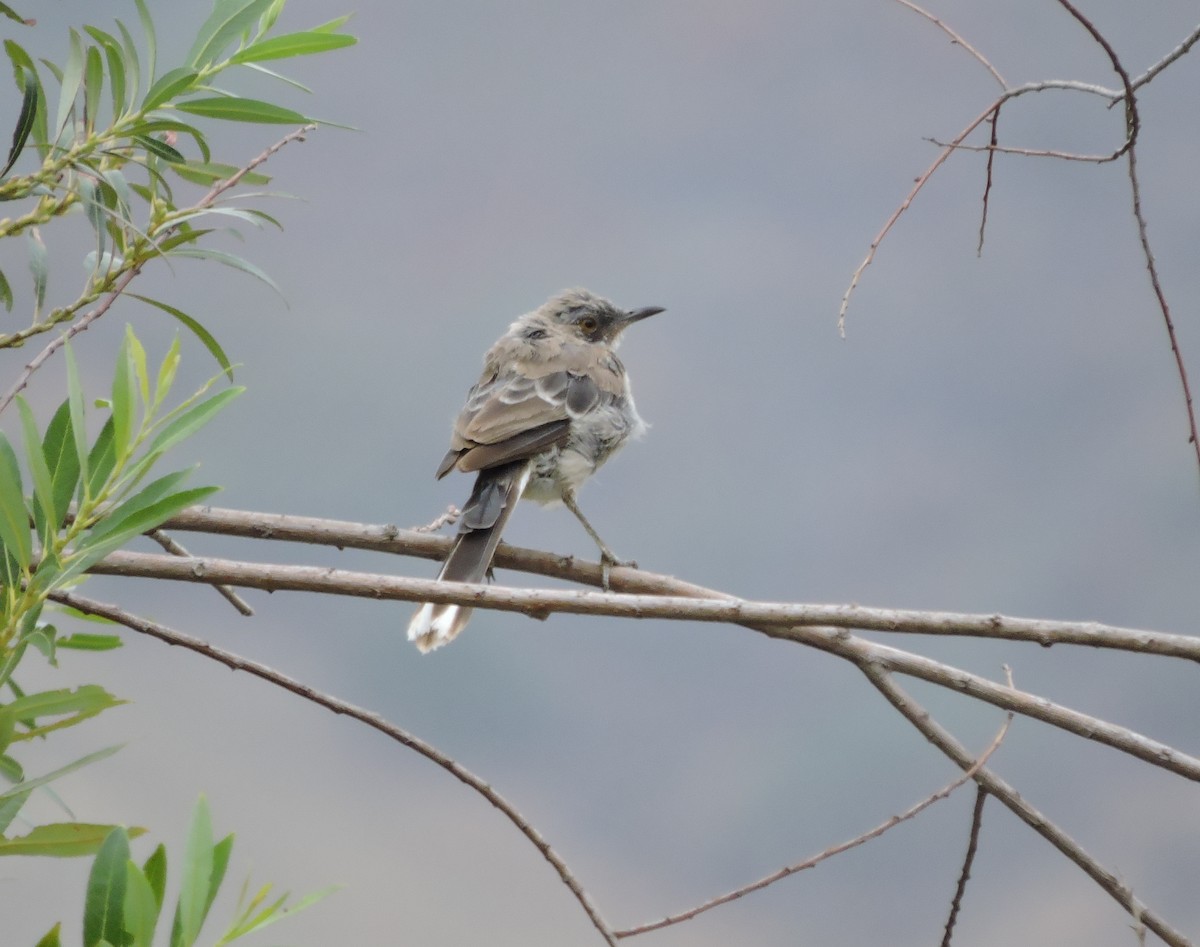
[[562, 491, 636, 590]]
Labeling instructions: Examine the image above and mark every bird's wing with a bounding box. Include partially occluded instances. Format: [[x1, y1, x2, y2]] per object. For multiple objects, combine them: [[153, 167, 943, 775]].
[[435, 368, 604, 477]]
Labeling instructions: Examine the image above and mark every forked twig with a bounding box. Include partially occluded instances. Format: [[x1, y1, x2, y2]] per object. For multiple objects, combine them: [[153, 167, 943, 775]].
[[148, 528, 253, 615]]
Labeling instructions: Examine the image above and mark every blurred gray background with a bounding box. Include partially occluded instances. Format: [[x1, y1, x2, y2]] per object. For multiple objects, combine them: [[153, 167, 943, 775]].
[[5, 1, 1200, 944]]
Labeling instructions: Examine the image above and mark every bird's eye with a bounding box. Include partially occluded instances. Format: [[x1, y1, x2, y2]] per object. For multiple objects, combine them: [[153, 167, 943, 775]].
[[578, 316, 598, 333]]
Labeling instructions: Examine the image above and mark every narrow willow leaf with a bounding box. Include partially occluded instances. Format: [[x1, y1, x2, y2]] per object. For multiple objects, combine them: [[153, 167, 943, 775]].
[[143, 843, 167, 909], [153, 335, 181, 407], [0, 64, 36, 178], [125, 860, 160, 947], [53, 28, 84, 139], [174, 96, 308, 125], [83, 44, 103, 132], [0, 822, 145, 857], [4, 41, 47, 157], [203, 834, 233, 924], [0, 744, 121, 801], [99, 167, 133, 220], [114, 20, 141, 110], [0, 788, 28, 833], [241, 61, 311, 94], [130, 119, 209, 162], [126, 325, 150, 409], [86, 417, 116, 497], [187, 0, 275, 70], [229, 31, 355, 64], [83, 827, 128, 947], [34, 922, 62, 947], [0, 267, 11, 310], [0, 432, 30, 570], [174, 795, 214, 947], [83, 28, 124, 119], [141, 66, 198, 112], [169, 160, 266, 187], [16, 396, 55, 536], [169, 246, 283, 299], [85, 467, 193, 544], [224, 885, 340, 939], [110, 330, 137, 464], [135, 133, 186, 164], [26, 226, 46, 315], [65, 342, 91, 493], [0, 752, 23, 782], [57, 632, 123, 651], [43, 400, 80, 526], [312, 15, 353, 33], [0, 4, 31, 25], [133, 0, 155, 87], [146, 387, 242, 456], [259, 0, 286, 34], [130, 295, 233, 381], [0, 683, 124, 727]]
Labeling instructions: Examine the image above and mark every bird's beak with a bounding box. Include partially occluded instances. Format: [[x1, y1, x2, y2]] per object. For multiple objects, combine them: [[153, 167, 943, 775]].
[[622, 306, 666, 325]]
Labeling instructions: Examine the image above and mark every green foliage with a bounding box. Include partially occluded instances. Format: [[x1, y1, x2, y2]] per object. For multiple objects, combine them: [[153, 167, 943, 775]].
[[0, 2, 351, 941], [0, 0, 356, 365]]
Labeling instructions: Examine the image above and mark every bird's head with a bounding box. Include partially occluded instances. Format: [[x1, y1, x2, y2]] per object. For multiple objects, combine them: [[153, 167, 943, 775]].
[[535, 288, 664, 345]]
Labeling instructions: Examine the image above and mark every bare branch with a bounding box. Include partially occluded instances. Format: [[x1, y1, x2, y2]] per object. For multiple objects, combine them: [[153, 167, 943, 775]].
[[861, 667, 1189, 947], [894, 0, 1007, 88], [148, 528, 253, 615], [46, 588, 620, 947], [1126, 22, 1200, 95], [941, 787, 987, 947], [77, 545, 1200, 782], [615, 704, 1011, 939]]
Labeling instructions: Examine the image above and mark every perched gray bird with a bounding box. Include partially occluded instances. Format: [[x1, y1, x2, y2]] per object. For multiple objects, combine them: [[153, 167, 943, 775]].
[[407, 288, 664, 653]]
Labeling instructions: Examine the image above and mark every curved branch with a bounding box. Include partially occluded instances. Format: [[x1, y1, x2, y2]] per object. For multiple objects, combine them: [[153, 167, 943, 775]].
[[46, 588, 620, 947]]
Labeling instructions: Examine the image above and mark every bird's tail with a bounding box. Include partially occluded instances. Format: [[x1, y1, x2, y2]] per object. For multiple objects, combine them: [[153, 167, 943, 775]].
[[407, 460, 531, 653]]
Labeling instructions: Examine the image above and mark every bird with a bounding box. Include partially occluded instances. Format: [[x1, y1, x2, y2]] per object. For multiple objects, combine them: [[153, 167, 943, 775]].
[[407, 288, 664, 653]]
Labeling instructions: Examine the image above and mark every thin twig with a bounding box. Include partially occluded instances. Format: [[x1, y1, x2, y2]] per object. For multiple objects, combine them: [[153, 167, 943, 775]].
[[46, 587, 619, 947], [77, 547, 1200, 783], [615, 708, 1011, 939], [410, 505, 460, 533], [1125, 22, 1200, 97], [861, 666, 1188, 947], [940, 787, 987, 947], [977, 108, 998, 255], [148, 529, 253, 615], [0, 124, 318, 417], [894, 0, 1007, 88]]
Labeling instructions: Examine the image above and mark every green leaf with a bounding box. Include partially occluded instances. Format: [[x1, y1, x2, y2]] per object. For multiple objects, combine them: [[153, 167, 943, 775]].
[[16, 396, 55, 538], [84, 28, 126, 120], [173, 795, 214, 947], [168, 246, 283, 299], [0, 752, 23, 781], [312, 15, 353, 33], [0, 744, 121, 802], [135, 133, 186, 164], [65, 342, 91, 495], [26, 226, 46, 315], [128, 119, 209, 162], [0, 267, 11, 310], [0, 788, 28, 833], [4, 41, 47, 158], [141, 66, 198, 112], [143, 843, 167, 909], [114, 20, 141, 111], [151, 335, 181, 408], [0, 65, 36, 178], [147, 387, 243, 456], [187, 0, 275, 69], [125, 860, 160, 947], [0, 431, 31, 571], [53, 28, 84, 138], [34, 922, 62, 947], [86, 416, 116, 497], [0, 821, 145, 857], [230, 31, 355, 64], [0, 5, 31, 26], [57, 632, 123, 651], [43, 400, 80, 527], [128, 325, 150, 409], [111, 329, 138, 464], [133, 0, 156, 89], [133, 296, 236, 382], [174, 96, 308, 125], [206, 834, 233, 917], [83, 827, 128, 947], [0, 684, 124, 736], [83, 44, 103, 132], [168, 160, 267, 187]]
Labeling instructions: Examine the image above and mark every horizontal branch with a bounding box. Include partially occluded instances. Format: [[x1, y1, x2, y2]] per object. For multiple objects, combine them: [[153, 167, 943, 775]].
[[84, 547, 1200, 783], [160, 507, 1200, 659]]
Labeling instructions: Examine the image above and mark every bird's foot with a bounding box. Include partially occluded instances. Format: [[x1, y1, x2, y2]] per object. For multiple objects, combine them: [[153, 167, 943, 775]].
[[599, 549, 637, 591]]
